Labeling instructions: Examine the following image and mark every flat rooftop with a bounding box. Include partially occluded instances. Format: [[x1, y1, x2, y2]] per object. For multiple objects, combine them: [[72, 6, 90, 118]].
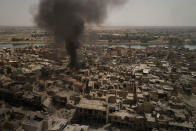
[[76, 98, 107, 111]]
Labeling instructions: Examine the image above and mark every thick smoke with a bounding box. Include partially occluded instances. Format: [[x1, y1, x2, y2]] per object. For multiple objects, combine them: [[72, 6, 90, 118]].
[[35, 0, 128, 68]]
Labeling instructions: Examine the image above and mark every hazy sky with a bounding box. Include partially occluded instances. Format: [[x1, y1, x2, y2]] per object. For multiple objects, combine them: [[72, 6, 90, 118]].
[[0, 0, 196, 26]]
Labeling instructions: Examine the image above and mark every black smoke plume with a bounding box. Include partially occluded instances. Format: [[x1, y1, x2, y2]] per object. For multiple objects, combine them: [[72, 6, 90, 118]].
[[35, 0, 128, 68]]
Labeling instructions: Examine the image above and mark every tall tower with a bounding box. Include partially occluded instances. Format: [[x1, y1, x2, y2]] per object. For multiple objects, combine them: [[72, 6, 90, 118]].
[[133, 81, 137, 105]]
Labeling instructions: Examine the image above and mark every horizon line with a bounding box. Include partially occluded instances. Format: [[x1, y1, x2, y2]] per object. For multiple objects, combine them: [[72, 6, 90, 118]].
[[1, 25, 196, 28]]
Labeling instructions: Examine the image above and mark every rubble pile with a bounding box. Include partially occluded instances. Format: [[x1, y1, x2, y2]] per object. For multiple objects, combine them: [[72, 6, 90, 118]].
[[0, 45, 196, 131]]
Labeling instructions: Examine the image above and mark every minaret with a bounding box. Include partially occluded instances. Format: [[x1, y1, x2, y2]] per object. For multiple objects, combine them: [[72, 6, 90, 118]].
[[133, 82, 137, 105]]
